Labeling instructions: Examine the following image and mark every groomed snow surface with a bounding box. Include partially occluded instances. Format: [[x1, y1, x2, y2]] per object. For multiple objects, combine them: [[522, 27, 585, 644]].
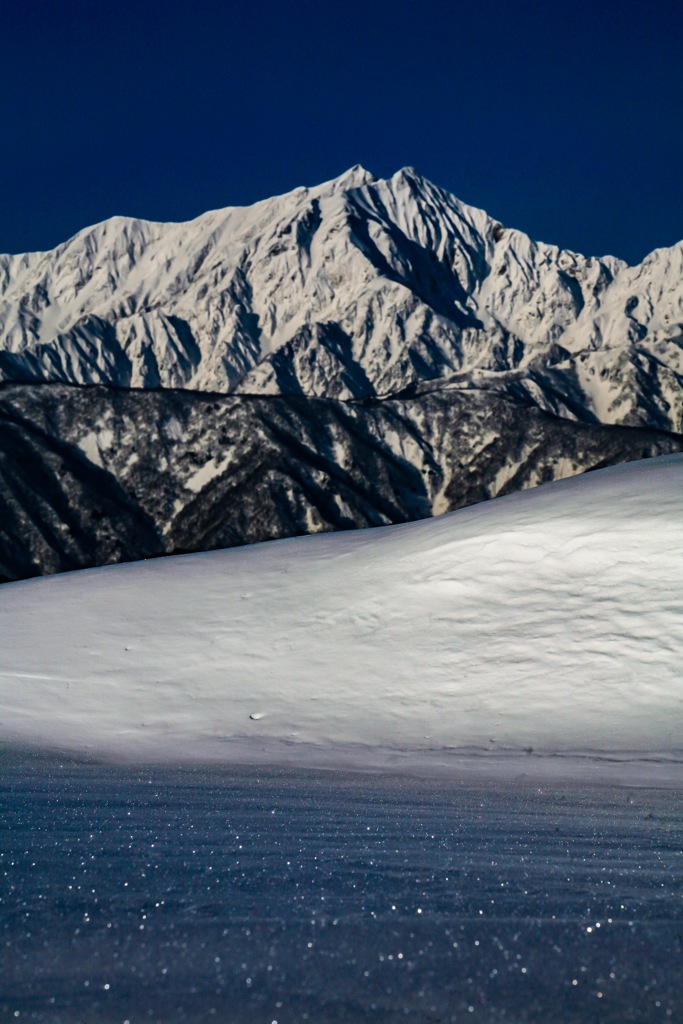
[[1, 456, 682, 774]]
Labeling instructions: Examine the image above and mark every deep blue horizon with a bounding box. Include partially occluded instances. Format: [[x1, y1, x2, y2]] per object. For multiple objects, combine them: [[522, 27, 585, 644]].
[[2, 0, 682, 264]]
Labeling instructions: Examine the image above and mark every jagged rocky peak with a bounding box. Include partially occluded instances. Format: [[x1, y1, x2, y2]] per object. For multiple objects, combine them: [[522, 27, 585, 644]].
[[0, 168, 681, 431], [327, 163, 378, 189]]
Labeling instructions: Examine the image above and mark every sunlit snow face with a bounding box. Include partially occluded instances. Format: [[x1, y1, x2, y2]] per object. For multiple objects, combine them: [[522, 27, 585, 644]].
[[1, 454, 681, 772], [2, 168, 682, 436]]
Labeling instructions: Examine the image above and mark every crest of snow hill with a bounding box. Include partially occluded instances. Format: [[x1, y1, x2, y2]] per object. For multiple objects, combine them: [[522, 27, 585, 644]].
[[1, 167, 682, 580]]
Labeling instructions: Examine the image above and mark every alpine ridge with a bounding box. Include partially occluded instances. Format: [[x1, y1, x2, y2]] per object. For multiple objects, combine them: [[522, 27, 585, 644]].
[[1, 167, 682, 580], [3, 166, 683, 430]]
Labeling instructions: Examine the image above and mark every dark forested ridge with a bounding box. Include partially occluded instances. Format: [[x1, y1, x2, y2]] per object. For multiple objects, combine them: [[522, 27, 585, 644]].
[[2, 382, 680, 581]]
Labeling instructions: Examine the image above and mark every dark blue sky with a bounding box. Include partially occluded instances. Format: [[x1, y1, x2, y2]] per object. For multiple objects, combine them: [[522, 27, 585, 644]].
[[2, 0, 682, 263]]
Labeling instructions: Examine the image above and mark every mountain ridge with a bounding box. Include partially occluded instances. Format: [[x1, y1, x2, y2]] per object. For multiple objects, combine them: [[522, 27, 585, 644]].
[[2, 380, 680, 582], [2, 166, 681, 432], [1, 167, 682, 581]]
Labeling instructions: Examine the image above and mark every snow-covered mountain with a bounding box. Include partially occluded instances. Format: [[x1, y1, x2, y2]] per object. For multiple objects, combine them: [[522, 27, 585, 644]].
[[2, 455, 681, 772], [2, 167, 682, 581], [2, 166, 683, 431]]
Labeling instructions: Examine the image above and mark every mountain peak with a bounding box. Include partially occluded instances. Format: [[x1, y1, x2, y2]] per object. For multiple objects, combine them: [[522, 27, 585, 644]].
[[1, 166, 682, 437], [394, 165, 421, 181], [328, 164, 377, 190]]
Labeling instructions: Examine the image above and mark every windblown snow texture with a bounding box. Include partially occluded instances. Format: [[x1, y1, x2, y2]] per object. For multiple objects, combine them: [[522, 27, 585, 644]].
[[1, 456, 681, 767], [1, 167, 682, 578]]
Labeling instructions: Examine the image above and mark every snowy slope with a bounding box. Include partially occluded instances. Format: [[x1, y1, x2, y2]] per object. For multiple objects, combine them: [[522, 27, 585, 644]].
[[1, 455, 681, 769], [2, 167, 682, 431]]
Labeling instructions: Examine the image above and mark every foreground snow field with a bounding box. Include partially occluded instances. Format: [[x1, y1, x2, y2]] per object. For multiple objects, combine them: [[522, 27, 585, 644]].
[[1, 455, 682, 769], [3, 760, 681, 1023]]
